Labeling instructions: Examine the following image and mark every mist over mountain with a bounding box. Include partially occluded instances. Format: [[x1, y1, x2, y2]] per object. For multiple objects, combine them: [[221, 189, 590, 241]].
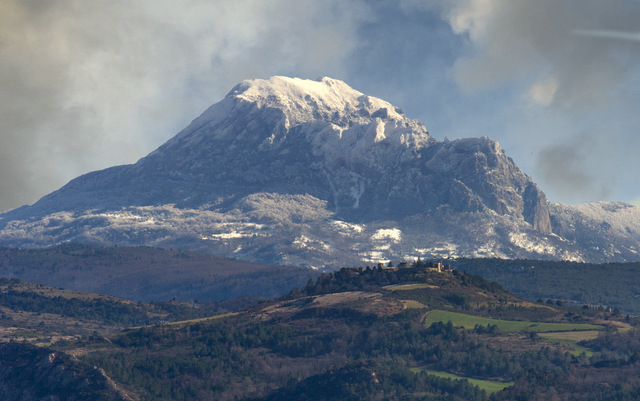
[[1, 76, 639, 268]]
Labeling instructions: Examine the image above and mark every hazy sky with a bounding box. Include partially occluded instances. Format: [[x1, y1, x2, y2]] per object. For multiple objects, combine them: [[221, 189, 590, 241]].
[[1, 0, 639, 212]]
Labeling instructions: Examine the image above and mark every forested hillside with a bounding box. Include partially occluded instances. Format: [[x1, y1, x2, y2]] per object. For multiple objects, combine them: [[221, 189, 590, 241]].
[[1, 263, 637, 400], [453, 258, 640, 314]]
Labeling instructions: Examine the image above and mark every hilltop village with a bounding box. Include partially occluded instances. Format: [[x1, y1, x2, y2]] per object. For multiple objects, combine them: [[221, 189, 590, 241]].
[[293, 258, 498, 301], [379, 259, 452, 273]]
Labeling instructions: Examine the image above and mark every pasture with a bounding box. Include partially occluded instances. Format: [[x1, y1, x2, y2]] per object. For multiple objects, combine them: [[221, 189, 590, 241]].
[[411, 368, 514, 394], [424, 309, 604, 333]]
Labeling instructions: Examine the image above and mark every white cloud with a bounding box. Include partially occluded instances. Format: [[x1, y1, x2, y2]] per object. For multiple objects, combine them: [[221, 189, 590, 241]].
[[526, 79, 558, 107], [444, 0, 495, 40], [438, 0, 640, 106]]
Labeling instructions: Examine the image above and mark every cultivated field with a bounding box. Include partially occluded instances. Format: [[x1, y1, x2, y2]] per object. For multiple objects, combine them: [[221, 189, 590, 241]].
[[424, 309, 604, 333], [411, 368, 515, 394], [384, 283, 438, 291]]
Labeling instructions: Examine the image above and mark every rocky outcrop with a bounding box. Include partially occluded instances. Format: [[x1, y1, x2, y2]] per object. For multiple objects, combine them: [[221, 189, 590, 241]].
[[523, 183, 552, 234]]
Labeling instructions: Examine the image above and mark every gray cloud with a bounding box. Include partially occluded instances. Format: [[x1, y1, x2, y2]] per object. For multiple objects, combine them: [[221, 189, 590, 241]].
[[427, 0, 640, 204], [344, 1, 464, 126], [573, 30, 640, 42], [0, 0, 368, 212], [536, 134, 613, 203], [434, 0, 640, 107]]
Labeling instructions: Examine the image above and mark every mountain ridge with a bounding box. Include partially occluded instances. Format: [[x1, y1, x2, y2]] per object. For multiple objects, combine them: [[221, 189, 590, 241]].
[[0, 76, 639, 266]]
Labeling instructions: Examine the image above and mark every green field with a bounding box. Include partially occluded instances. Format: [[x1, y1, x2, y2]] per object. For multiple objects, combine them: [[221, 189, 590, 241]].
[[425, 310, 603, 333], [384, 283, 436, 291], [411, 368, 514, 394], [538, 330, 600, 342], [538, 331, 600, 357], [128, 312, 240, 330]]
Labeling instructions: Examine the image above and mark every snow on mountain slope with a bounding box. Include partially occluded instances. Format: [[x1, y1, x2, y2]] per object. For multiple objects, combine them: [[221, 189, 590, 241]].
[[0, 76, 639, 267], [548, 201, 640, 260], [158, 76, 431, 162], [564, 201, 640, 236]]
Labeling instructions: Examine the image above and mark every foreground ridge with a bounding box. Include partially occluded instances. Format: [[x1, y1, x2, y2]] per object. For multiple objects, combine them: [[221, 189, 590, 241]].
[[3, 262, 638, 400]]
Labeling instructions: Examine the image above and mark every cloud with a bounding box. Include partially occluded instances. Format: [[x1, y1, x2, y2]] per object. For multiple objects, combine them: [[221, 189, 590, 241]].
[[437, 0, 640, 106], [536, 134, 612, 203], [428, 0, 640, 204], [344, 0, 465, 123], [573, 29, 640, 42], [526, 79, 558, 107], [0, 0, 369, 212]]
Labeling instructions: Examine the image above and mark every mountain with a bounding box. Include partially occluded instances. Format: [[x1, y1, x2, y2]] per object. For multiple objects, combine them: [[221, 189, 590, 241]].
[[1, 76, 639, 267]]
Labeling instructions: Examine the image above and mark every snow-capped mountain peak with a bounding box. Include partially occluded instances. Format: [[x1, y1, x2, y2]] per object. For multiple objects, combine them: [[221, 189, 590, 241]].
[[1, 76, 639, 267], [234, 76, 405, 125], [155, 76, 433, 172]]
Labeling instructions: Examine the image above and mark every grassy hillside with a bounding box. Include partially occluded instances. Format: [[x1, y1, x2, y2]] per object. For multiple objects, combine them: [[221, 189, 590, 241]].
[[411, 368, 514, 395], [4, 245, 640, 316], [424, 309, 603, 332]]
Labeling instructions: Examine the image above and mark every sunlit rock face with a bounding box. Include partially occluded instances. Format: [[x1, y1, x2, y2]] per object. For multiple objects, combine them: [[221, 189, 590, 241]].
[[1, 76, 638, 268]]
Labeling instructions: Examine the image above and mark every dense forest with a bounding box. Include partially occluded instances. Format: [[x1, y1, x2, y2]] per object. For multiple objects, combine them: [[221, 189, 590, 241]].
[[0, 342, 131, 401], [453, 258, 640, 314]]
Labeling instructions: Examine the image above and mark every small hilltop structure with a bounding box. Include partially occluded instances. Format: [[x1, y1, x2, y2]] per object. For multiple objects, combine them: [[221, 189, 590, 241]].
[[384, 258, 452, 273]]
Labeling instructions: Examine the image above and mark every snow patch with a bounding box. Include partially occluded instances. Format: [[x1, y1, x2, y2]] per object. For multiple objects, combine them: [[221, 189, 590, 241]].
[[350, 178, 365, 208], [361, 251, 389, 264], [201, 232, 247, 240], [330, 220, 365, 234], [371, 228, 402, 242], [509, 232, 558, 256], [293, 235, 330, 251], [566, 201, 640, 236], [409, 244, 460, 260], [235, 76, 406, 126], [374, 121, 386, 143]]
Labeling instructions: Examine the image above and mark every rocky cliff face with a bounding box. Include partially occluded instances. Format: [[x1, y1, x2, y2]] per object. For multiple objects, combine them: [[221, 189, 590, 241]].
[[523, 183, 552, 234], [0, 76, 637, 267]]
